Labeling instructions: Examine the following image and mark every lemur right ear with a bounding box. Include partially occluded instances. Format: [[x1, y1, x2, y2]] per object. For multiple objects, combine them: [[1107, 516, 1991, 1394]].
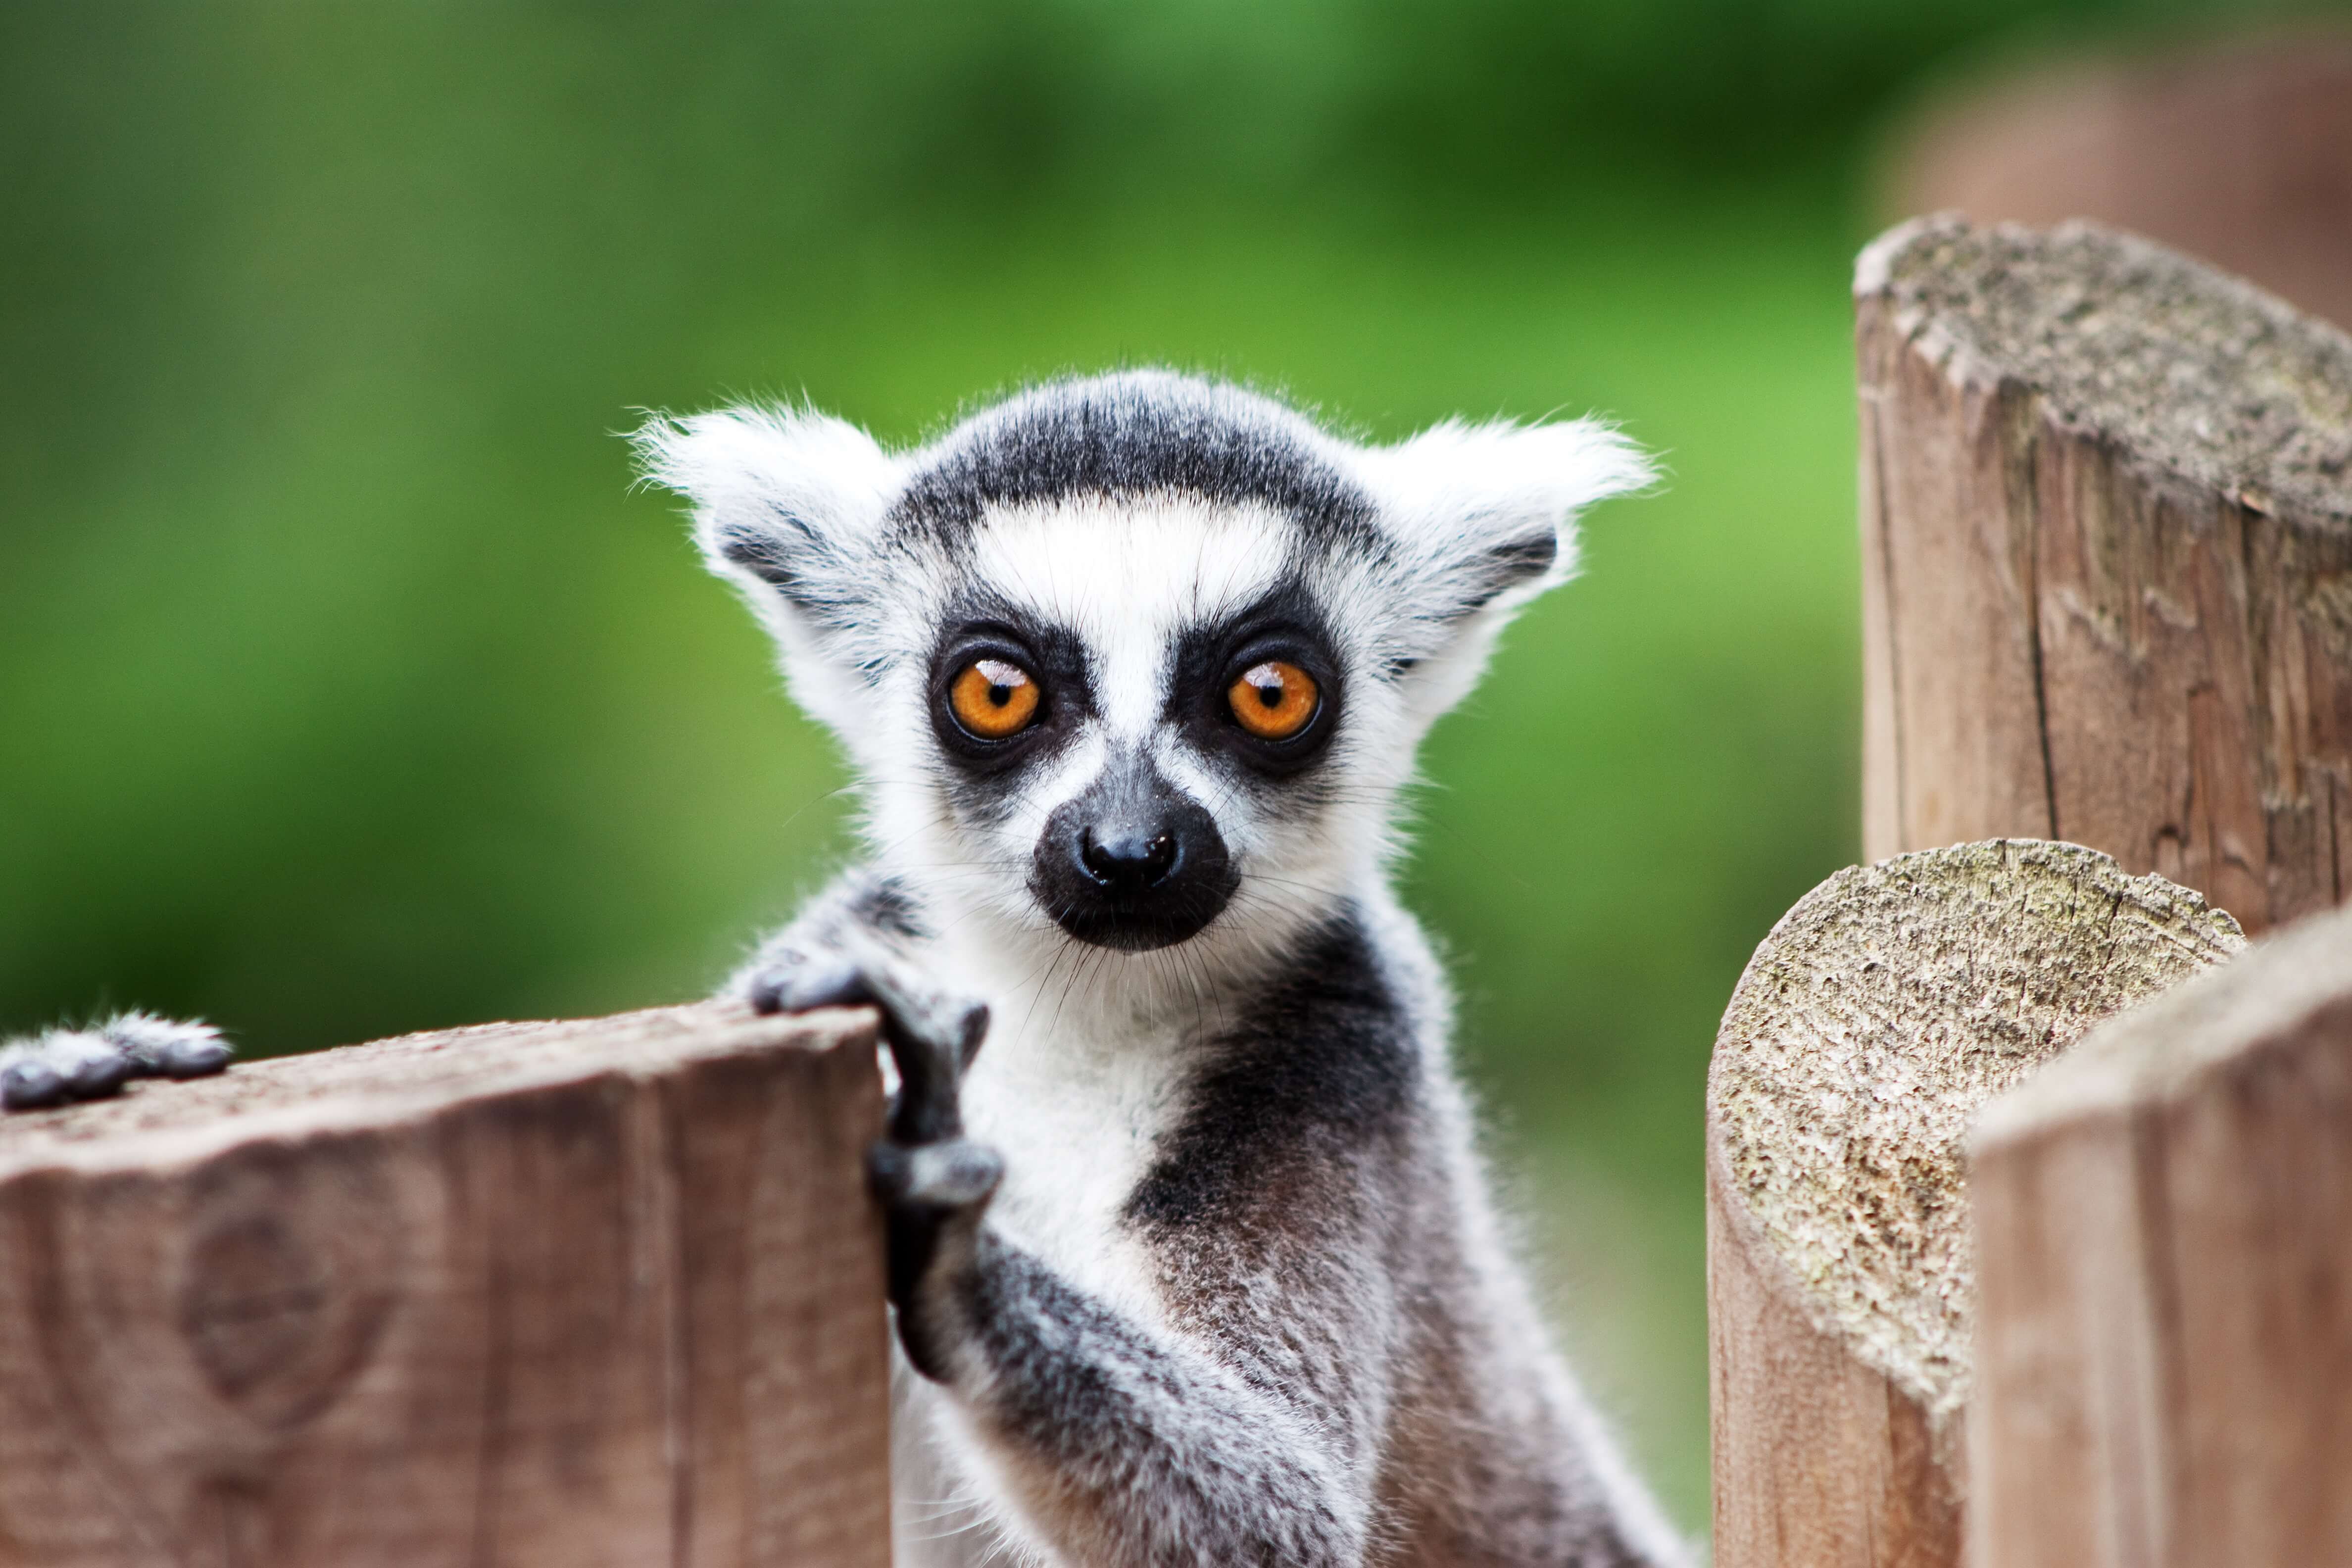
[[636, 404, 900, 631], [636, 405, 903, 729]]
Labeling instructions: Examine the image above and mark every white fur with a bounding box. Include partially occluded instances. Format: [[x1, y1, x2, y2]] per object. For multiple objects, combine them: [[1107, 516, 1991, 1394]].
[[645, 373, 1680, 1568], [636, 404, 906, 734], [1350, 416, 1653, 728]]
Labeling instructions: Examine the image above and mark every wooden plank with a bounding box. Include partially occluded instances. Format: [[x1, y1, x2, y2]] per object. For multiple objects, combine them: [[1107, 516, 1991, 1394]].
[[1855, 216, 2352, 931], [0, 1004, 889, 1568], [1707, 840, 2242, 1568], [1970, 899, 2352, 1568]]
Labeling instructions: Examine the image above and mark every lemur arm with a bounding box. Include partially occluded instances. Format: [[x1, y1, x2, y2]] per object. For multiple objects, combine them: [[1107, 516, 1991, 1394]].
[[735, 887, 1392, 1567], [909, 1231, 1383, 1567]]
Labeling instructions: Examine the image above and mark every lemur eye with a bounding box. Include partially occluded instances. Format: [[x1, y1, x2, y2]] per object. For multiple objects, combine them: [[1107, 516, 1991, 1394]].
[[1227, 660, 1319, 740], [949, 657, 1041, 739]]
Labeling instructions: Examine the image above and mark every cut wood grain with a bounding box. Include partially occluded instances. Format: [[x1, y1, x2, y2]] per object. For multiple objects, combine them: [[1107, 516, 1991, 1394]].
[[1969, 898, 2352, 1568], [0, 1003, 890, 1568], [1857, 216, 2352, 932], [1707, 839, 2243, 1568]]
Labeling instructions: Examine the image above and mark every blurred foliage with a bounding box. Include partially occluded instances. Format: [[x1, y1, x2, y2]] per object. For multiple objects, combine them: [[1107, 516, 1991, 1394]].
[[4, 0, 2341, 1532]]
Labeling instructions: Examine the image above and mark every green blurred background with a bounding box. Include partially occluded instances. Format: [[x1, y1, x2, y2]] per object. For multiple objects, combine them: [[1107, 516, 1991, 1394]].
[[2, 0, 2338, 1534]]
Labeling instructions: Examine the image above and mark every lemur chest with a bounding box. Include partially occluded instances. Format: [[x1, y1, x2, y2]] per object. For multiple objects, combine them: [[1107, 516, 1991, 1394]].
[[953, 1014, 1194, 1294]]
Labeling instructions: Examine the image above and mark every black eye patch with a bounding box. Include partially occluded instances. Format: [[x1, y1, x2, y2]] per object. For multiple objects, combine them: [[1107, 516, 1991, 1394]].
[[924, 604, 1095, 817], [1163, 581, 1342, 780]]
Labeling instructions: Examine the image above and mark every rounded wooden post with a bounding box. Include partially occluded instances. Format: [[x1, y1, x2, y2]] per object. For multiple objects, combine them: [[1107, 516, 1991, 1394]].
[[0, 1003, 890, 1568], [1857, 216, 2352, 932], [1707, 840, 2242, 1568], [1970, 899, 2352, 1568]]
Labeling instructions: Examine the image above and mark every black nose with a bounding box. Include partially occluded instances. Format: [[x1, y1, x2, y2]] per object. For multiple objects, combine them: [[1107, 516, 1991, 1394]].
[[1030, 768, 1238, 951], [1079, 827, 1179, 892]]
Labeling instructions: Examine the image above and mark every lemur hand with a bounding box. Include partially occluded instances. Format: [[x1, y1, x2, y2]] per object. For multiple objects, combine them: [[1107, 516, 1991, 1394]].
[[0, 1013, 233, 1111], [747, 935, 1000, 1381]]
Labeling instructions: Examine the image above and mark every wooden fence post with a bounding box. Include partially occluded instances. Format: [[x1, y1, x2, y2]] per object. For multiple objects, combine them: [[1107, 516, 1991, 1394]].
[[0, 1003, 890, 1568], [1706, 840, 2242, 1568], [1857, 215, 2352, 932], [1969, 898, 2352, 1568], [1879, 32, 2352, 331]]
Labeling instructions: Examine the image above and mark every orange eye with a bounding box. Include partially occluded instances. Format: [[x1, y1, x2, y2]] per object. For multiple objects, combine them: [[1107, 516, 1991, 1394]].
[[1228, 660, 1319, 740], [949, 658, 1041, 739]]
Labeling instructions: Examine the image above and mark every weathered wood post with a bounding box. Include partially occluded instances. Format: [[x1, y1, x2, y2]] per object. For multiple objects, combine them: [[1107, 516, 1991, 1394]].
[[1881, 34, 2352, 330], [0, 1003, 891, 1568], [1706, 840, 2242, 1568], [1857, 215, 2352, 931], [1969, 898, 2352, 1568], [1714, 217, 2352, 1565]]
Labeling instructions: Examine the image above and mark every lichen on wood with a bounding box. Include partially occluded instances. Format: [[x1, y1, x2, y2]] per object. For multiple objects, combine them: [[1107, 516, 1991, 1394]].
[[1860, 217, 2352, 524], [1857, 216, 2352, 931], [1711, 839, 2242, 1424]]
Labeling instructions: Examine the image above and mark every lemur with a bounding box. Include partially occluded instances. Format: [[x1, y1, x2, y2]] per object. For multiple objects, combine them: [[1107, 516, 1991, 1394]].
[[642, 371, 1687, 1568], [2, 369, 1686, 1568]]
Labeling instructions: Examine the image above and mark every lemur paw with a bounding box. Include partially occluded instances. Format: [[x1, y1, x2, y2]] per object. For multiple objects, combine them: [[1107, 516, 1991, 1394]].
[[741, 932, 988, 1146], [0, 1013, 233, 1111], [865, 1134, 1003, 1381], [742, 934, 998, 1379]]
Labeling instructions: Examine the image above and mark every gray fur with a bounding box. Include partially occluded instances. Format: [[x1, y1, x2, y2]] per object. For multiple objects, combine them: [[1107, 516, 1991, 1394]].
[[652, 370, 1683, 1567], [0, 1012, 231, 1110]]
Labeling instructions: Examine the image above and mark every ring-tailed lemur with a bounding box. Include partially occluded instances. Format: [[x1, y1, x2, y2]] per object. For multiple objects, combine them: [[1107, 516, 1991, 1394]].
[[641, 371, 1688, 1568]]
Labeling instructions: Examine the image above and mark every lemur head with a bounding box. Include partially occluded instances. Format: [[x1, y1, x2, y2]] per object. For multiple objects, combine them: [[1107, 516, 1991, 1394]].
[[642, 371, 1646, 971]]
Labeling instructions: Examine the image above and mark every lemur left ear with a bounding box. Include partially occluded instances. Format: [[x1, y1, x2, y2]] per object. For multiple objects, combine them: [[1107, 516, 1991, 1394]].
[[1356, 415, 1653, 624], [636, 403, 903, 732], [1349, 415, 1652, 718]]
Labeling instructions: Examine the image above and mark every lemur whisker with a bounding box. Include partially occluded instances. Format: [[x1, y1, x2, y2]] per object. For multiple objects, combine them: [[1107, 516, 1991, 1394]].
[[903, 1517, 996, 1547]]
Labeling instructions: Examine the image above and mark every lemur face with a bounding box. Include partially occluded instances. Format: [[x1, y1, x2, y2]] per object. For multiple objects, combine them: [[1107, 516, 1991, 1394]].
[[923, 497, 1360, 953], [642, 372, 1647, 965]]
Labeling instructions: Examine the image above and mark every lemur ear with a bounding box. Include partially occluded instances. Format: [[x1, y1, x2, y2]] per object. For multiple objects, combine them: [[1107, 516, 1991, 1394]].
[[1352, 415, 1653, 715], [636, 404, 900, 623], [636, 404, 903, 736], [1361, 416, 1651, 620]]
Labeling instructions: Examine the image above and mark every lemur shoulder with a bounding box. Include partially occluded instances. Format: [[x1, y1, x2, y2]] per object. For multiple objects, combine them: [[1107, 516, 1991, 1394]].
[[643, 371, 1687, 1568]]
